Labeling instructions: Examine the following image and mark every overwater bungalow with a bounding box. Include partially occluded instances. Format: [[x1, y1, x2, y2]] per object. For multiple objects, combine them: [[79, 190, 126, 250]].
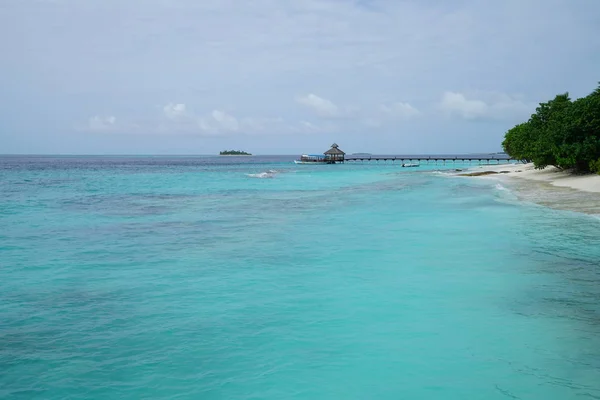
[[295, 143, 346, 164]]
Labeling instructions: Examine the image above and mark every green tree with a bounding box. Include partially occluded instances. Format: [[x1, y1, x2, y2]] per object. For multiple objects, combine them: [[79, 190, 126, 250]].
[[528, 93, 571, 169], [501, 84, 600, 173], [502, 122, 533, 162]]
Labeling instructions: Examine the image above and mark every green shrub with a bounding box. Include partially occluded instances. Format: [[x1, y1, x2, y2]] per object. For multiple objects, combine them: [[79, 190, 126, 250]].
[[590, 159, 600, 175], [502, 84, 600, 173]]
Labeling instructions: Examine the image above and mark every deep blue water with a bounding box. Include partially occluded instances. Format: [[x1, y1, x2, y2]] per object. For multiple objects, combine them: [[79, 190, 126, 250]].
[[1, 156, 599, 399]]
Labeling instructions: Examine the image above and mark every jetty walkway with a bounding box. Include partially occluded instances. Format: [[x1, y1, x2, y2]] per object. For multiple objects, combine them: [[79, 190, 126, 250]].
[[344, 156, 514, 164]]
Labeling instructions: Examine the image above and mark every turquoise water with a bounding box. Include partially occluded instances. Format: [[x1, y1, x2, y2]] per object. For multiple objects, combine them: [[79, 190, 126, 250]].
[[1, 156, 600, 399]]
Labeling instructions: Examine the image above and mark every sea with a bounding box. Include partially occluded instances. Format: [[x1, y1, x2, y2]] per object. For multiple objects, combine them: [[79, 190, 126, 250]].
[[1, 155, 599, 400]]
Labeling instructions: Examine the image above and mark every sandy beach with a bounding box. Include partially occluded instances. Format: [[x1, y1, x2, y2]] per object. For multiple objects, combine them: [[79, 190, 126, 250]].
[[465, 162, 600, 194], [456, 162, 600, 215]]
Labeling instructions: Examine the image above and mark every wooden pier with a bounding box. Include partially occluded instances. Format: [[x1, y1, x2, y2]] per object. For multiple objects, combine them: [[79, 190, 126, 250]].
[[296, 144, 515, 165], [344, 156, 514, 164]]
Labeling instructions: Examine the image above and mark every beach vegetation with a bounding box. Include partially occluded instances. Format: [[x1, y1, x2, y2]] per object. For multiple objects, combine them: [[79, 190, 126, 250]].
[[590, 159, 600, 175], [502, 84, 600, 172]]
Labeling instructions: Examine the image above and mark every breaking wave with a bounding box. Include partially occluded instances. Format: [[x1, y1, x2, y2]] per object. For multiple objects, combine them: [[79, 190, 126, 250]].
[[246, 170, 279, 179]]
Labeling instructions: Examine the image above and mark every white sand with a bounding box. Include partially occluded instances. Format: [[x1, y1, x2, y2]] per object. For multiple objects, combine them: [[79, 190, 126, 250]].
[[468, 163, 600, 194]]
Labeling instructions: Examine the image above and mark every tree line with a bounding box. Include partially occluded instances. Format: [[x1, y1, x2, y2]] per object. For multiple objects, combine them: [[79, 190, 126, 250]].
[[219, 150, 252, 155], [502, 84, 600, 174]]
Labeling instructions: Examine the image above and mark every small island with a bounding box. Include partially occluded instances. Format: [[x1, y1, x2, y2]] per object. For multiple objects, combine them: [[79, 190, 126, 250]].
[[219, 150, 252, 156]]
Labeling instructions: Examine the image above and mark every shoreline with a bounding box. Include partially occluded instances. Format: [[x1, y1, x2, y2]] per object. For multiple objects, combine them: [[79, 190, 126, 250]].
[[463, 163, 600, 193], [458, 163, 600, 216]]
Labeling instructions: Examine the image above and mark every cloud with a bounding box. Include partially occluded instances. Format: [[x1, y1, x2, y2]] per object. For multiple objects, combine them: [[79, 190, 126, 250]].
[[211, 110, 239, 131], [380, 102, 421, 119], [81, 105, 333, 136], [88, 115, 116, 131], [160, 105, 315, 135], [160, 104, 241, 134], [358, 102, 420, 128], [439, 91, 533, 120], [440, 92, 488, 119], [84, 98, 418, 136], [81, 91, 528, 137], [296, 95, 421, 127], [197, 110, 240, 134], [198, 111, 337, 135], [296, 94, 341, 118], [163, 103, 187, 120]]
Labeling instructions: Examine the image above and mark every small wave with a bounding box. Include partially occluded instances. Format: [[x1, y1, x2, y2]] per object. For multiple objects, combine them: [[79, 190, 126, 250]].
[[430, 170, 455, 176], [492, 182, 522, 207], [246, 171, 276, 179], [431, 170, 464, 178]]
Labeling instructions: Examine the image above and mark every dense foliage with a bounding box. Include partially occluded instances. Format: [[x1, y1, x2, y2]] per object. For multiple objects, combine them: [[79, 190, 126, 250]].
[[502, 84, 600, 173], [219, 150, 252, 155]]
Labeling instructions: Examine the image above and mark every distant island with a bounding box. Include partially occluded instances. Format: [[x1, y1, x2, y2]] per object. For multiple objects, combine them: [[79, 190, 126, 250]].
[[219, 150, 252, 156]]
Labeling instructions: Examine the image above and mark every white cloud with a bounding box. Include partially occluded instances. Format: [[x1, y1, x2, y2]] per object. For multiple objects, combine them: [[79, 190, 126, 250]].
[[296, 94, 341, 118], [195, 111, 338, 136], [195, 110, 239, 134], [440, 92, 488, 119], [380, 102, 420, 119], [160, 104, 241, 134], [88, 115, 116, 131], [196, 110, 309, 135], [211, 110, 239, 131], [163, 103, 187, 120], [82, 90, 529, 137], [97, 97, 416, 135], [357, 101, 420, 128], [439, 91, 532, 120]]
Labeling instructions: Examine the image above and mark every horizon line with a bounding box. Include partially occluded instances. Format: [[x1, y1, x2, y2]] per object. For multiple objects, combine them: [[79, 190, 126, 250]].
[[0, 151, 506, 157]]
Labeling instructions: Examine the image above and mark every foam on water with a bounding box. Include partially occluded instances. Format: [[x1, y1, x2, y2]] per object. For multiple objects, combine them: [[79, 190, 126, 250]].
[[246, 172, 275, 178], [503, 177, 600, 215], [246, 169, 280, 178], [1, 156, 599, 400]]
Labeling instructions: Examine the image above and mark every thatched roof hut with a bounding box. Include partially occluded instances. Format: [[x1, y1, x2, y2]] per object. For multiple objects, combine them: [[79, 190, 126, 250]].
[[324, 143, 345, 162]]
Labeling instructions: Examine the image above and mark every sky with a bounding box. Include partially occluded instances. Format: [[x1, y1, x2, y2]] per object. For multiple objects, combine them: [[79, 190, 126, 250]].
[[1, 0, 599, 155]]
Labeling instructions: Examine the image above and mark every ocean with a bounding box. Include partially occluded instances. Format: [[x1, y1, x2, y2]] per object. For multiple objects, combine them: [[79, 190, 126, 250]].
[[1, 155, 599, 399]]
